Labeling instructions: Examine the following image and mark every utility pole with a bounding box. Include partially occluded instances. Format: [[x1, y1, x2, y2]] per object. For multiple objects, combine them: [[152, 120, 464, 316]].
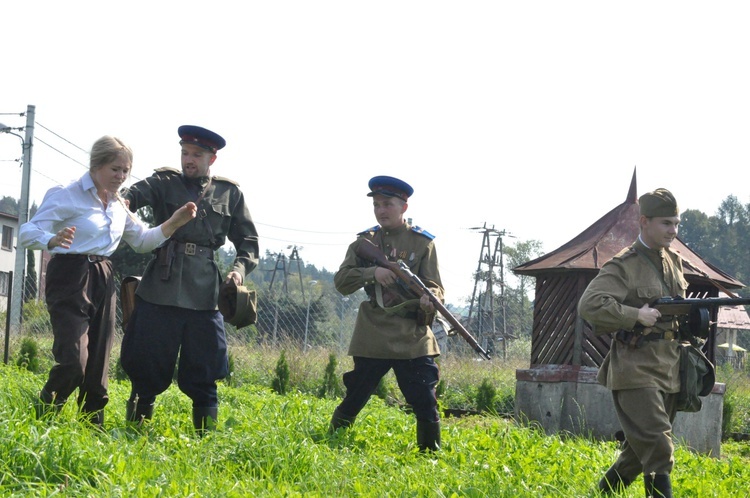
[[9, 105, 34, 333], [267, 245, 307, 344], [467, 222, 513, 356]]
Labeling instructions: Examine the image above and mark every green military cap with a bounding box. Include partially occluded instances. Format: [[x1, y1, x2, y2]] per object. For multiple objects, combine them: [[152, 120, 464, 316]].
[[218, 280, 257, 328], [639, 188, 679, 217]]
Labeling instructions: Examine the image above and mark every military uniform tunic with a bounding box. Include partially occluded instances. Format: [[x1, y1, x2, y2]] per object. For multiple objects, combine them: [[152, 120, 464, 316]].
[[578, 238, 687, 392], [578, 237, 688, 477], [124, 168, 259, 310], [334, 222, 443, 360]]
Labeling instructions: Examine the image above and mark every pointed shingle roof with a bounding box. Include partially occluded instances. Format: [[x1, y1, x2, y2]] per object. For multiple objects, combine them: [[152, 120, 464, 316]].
[[514, 168, 745, 289]]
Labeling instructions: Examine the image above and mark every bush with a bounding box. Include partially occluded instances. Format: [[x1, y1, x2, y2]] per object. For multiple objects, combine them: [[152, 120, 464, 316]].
[[318, 354, 343, 398], [16, 337, 41, 373], [271, 350, 290, 395], [476, 378, 497, 414]]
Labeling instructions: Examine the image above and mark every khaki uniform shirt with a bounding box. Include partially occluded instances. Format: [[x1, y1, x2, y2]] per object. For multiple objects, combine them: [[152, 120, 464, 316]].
[[335, 222, 443, 360], [124, 168, 259, 310], [578, 238, 688, 392]]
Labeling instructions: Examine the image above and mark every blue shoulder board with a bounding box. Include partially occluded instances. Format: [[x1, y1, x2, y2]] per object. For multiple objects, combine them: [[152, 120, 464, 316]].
[[412, 225, 435, 240], [357, 225, 381, 236]]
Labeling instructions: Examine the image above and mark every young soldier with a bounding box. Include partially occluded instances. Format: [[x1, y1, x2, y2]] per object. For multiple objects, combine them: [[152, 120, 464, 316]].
[[578, 188, 685, 498], [329, 175, 444, 451]]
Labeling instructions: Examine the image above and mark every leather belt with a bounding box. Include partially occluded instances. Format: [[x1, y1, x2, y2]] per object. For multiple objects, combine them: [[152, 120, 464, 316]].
[[615, 328, 676, 348], [174, 241, 214, 259], [53, 253, 109, 262]]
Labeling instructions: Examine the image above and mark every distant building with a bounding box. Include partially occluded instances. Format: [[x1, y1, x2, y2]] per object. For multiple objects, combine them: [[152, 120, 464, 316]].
[[716, 297, 750, 369], [0, 211, 18, 313]]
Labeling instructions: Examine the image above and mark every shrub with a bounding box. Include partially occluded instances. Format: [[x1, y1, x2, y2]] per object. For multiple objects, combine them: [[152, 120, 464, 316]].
[[318, 354, 342, 398], [476, 378, 497, 414], [271, 350, 290, 395], [16, 337, 41, 373]]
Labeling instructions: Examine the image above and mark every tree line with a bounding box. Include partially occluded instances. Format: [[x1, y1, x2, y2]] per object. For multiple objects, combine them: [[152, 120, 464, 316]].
[[679, 195, 750, 294]]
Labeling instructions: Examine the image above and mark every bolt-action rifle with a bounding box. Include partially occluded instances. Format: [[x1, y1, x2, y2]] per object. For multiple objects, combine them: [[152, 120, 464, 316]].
[[355, 238, 492, 360], [651, 296, 750, 339]]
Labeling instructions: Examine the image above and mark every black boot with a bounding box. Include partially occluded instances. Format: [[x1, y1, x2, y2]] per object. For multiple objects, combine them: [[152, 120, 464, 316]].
[[644, 473, 672, 498], [416, 420, 441, 452], [193, 406, 218, 436], [126, 399, 154, 426], [598, 467, 634, 494], [329, 407, 356, 433]]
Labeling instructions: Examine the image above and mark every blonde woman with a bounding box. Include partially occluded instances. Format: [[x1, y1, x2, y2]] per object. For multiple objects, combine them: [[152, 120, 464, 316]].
[[19, 135, 197, 426]]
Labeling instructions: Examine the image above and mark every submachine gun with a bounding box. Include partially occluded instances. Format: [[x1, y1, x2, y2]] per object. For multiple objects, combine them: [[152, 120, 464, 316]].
[[355, 238, 492, 361], [651, 296, 750, 340]]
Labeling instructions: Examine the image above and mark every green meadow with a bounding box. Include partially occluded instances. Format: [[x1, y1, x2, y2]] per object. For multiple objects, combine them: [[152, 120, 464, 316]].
[[2, 343, 749, 497]]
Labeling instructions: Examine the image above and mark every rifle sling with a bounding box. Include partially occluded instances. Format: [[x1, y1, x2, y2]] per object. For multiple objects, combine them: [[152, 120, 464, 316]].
[[374, 283, 419, 319]]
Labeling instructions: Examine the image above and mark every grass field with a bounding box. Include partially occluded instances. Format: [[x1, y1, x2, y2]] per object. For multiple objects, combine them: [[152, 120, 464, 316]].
[[2, 357, 749, 497]]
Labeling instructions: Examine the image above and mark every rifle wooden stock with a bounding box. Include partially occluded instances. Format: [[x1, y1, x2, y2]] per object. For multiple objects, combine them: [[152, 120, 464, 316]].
[[355, 238, 491, 360]]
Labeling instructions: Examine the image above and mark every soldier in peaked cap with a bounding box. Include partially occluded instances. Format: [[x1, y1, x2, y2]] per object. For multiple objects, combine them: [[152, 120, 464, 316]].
[[328, 175, 445, 452], [120, 124, 259, 435], [578, 188, 685, 498], [177, 125, 226, 153]]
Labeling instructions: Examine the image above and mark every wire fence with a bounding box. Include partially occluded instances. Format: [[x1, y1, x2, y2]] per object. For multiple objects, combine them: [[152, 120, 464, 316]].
[[2, 272, 486, 373], [3, 272, 750, 436]]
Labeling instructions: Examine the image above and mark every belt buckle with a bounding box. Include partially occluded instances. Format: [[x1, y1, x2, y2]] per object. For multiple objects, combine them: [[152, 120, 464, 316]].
[[87, 255, 97, 263], [185, 243, 197, 256]]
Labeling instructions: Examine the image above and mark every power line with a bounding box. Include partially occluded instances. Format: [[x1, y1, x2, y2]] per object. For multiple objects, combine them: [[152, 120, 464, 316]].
[[261, 234, 350, 247], [37, 122, 89, 154], [35, 136, 88, 169], [255, 221, 354, 235]]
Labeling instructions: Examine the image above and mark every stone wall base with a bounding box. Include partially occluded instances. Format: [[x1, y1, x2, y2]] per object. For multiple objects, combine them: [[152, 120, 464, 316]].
[[515, 365, 724, 456]]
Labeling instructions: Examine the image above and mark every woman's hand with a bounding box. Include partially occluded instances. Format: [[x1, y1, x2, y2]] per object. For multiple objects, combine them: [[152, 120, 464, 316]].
[[160, 202, 198, 237], [48, 226, 76, 250]]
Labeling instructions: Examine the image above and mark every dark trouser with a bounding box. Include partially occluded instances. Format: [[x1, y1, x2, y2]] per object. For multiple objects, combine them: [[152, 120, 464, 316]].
[[121, 298, 228, 407], [606, 388, 678, 481], [42, 254, 115, 413], [335, 356, 440, 422]]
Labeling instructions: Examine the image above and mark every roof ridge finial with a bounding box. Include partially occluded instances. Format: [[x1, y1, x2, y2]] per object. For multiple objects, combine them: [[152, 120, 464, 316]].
[[627, 166, 637, 203]]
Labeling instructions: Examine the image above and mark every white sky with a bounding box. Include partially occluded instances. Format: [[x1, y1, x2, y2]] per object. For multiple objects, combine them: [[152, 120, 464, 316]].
[[2, 1, 749, 304]]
